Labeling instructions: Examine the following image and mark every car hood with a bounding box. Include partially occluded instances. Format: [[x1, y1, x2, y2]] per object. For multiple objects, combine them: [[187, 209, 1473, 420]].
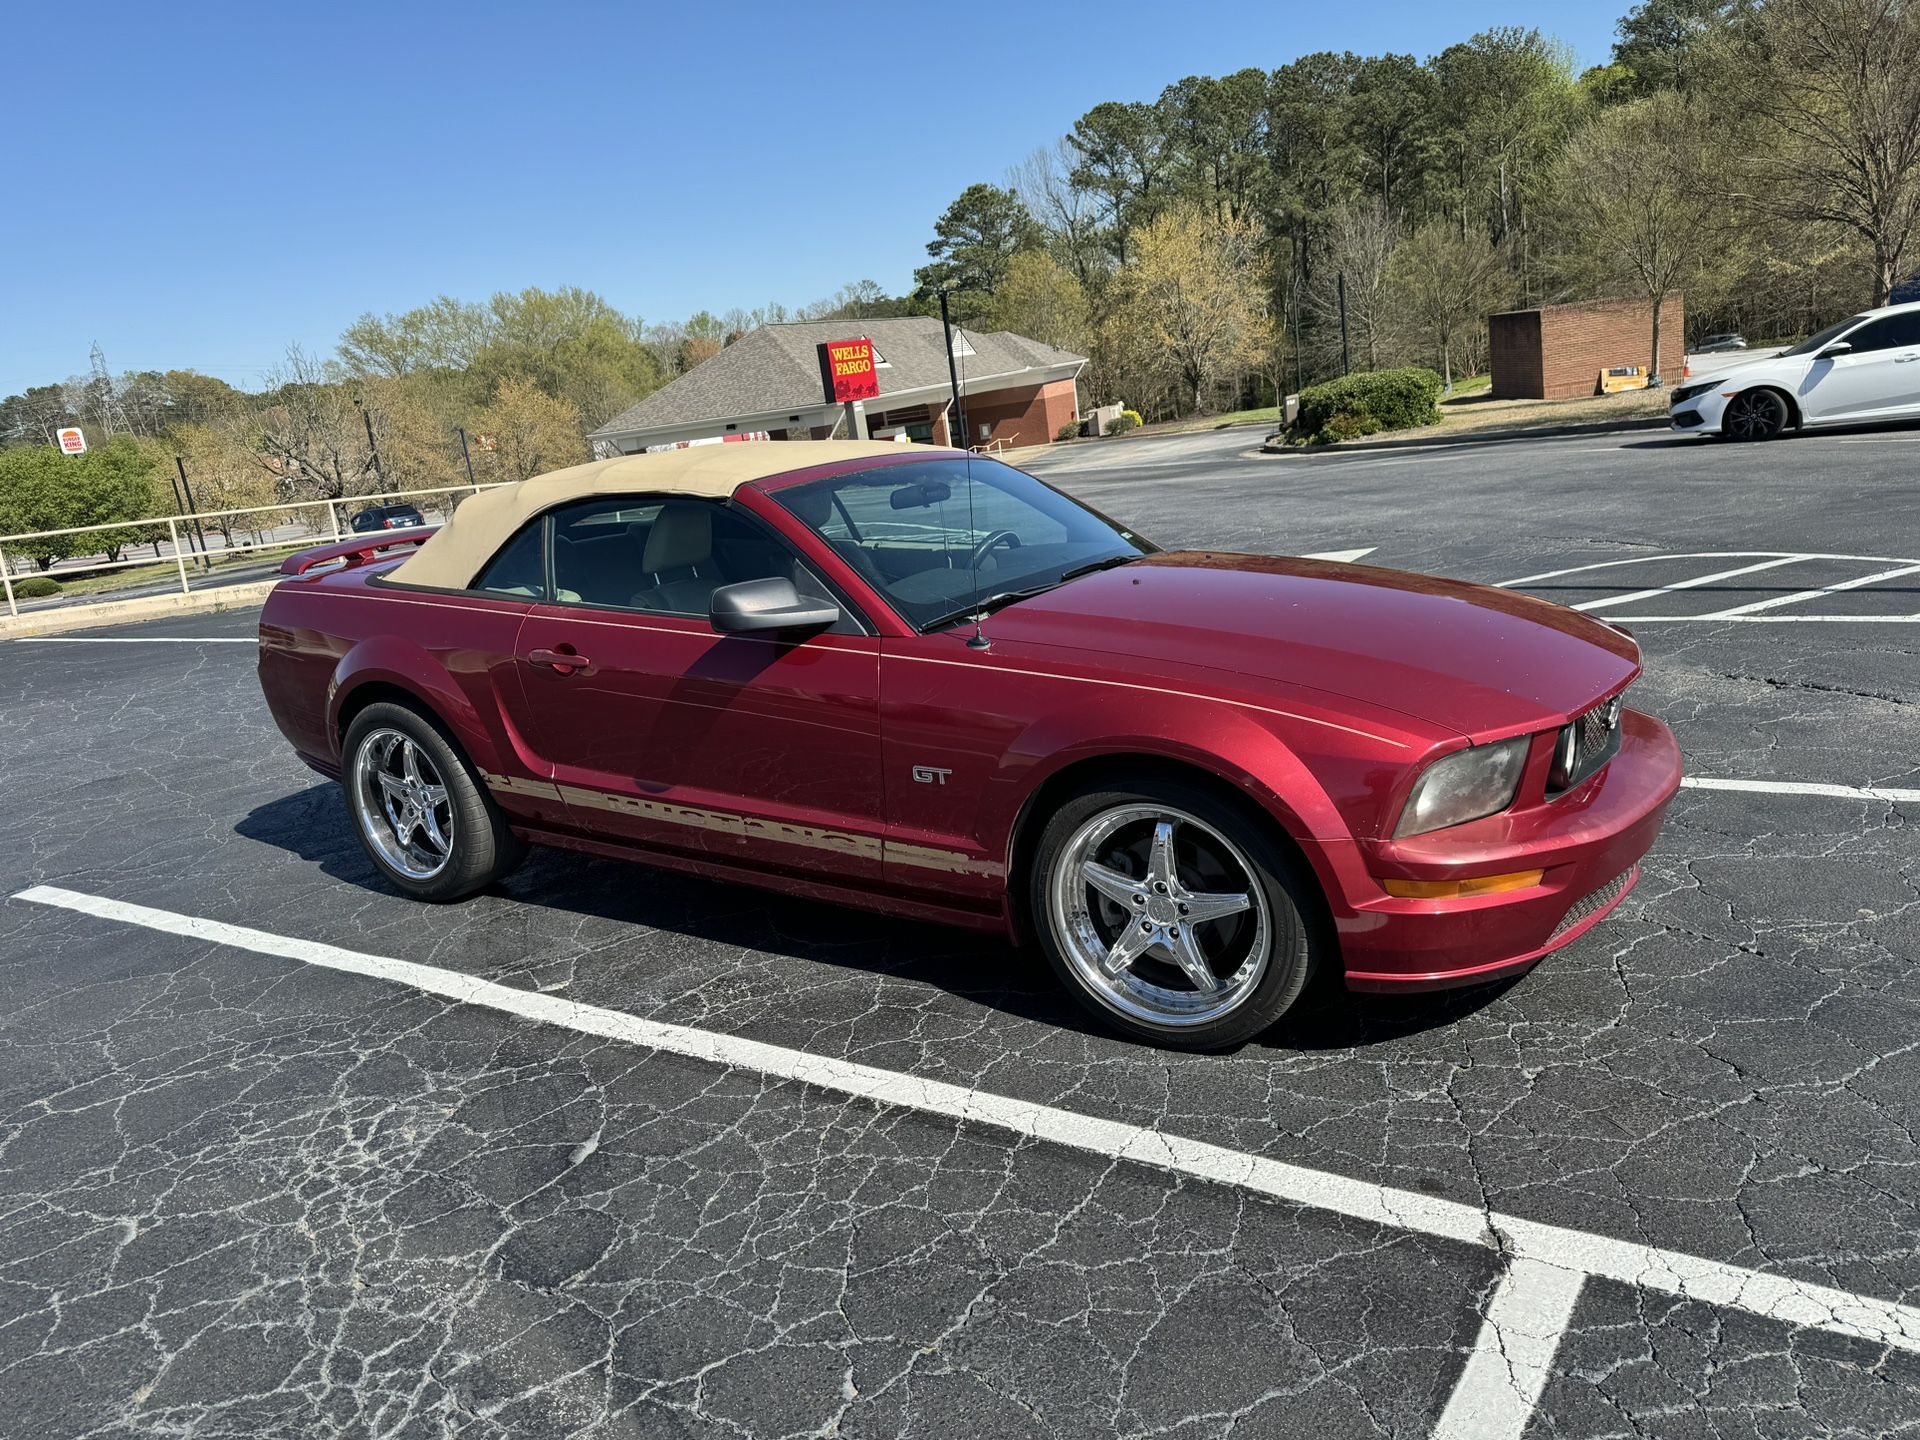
[[988, 552, 1640, 739]]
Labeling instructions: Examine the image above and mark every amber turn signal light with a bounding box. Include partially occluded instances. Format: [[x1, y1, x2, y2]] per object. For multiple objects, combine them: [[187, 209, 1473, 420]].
[[1383, 870, 1545, 900]]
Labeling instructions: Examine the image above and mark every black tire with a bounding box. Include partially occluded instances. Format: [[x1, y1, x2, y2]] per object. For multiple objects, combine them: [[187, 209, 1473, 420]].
[[1028, 778, 1320, 1051], [1722, 387, 1789, 441], [341, 700, 526, 902]]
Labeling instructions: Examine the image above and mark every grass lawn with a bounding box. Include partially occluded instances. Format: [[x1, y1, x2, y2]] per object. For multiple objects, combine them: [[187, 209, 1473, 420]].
[[1134, 406, 1281, 437], [23, 550, 258, 599]]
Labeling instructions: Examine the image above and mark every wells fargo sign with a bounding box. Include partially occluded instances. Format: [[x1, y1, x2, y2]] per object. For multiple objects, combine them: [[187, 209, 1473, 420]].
[[818, 337, 881, 404]]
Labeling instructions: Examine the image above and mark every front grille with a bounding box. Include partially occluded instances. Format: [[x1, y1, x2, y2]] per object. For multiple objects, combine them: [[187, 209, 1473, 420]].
[[1549, 694, 1625, 796], [1671, 409, 1705, 427], [1549, 867, 1635, 942]]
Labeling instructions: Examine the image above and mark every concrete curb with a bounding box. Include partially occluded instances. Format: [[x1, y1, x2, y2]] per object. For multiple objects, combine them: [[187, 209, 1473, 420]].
[[0, 580, 278, 639], [1259, 413, 1672, 456]]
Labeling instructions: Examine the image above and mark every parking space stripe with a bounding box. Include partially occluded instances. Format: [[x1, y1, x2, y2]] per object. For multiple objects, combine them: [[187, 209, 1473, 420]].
[[1571, 556, 1809, 612], [1498, 552, 1920, 588], [1683, 776, 1920, 803], [15, 879, 1920, 1411], [1432, 1258, 1586, 1440], [9, 635, 258, 643], [1695, 562, 1920, 619]]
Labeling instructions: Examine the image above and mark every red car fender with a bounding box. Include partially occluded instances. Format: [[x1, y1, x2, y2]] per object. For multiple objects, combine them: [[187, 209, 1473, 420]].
[[326, 631, 506, 775], [977, 691, 1357, 899]]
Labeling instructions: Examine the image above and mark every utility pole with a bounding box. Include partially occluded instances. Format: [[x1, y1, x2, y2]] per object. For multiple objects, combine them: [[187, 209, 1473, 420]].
[[89, 342, 129, 436], [355, 397, 386, 490], [938, 288, 970, 448], [173, 456, 212, 570], [1337, 273, 1352, 377], [457, 428, 478, 492], [1291, 276, 1304, 401]]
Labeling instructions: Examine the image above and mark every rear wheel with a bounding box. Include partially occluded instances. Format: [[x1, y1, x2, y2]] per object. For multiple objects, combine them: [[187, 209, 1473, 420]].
[[1722, 388, 1789, 440], [1030, 780, 1319, 1050], [343, 701, 525, 901]]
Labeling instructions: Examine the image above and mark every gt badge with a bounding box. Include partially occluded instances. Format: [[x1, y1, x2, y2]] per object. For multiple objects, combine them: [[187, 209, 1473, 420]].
[[911, 765, 952, 786]]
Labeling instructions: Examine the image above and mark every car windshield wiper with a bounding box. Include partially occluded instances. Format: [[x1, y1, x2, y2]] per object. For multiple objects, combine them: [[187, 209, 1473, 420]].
[[1057, 553, 1140, 583], [920, 556, 1144, 634], [920, 589, 1047, 634]]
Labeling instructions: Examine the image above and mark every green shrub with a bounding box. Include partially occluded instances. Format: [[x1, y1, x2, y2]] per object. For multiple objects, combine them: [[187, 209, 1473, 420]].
[[1056, 420, 1081, 442], [11, 575, 60, 598], [1111, 409, 1143, 434], [1295, 367, 1443, 443], [1317, 411, 1383, 443]]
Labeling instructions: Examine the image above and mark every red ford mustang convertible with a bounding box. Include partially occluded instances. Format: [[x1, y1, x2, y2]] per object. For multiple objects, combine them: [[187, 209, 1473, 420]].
[[259, 440, 1681, 1049]]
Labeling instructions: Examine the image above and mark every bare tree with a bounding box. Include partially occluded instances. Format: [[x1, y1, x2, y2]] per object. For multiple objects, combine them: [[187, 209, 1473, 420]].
[[1010, 140, 1110, 286], [1389, 221, 1514, 388], [1305, 203, 1399, 373], [1721, 0, 1920, 304], [1556, 92, 1718, 381]]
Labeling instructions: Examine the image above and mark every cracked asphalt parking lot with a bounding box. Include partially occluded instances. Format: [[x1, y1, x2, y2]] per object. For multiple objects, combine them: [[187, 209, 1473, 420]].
[[4, 423, 1919, 1438]]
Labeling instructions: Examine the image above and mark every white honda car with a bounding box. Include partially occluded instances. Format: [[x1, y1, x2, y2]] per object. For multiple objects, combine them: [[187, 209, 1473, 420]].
[[1670, 300, 1920, 440]]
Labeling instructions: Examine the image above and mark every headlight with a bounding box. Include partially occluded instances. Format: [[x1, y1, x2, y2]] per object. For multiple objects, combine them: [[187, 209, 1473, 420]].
[[1395, 737, 1531, 837], [1670, 379, 1724, 406]]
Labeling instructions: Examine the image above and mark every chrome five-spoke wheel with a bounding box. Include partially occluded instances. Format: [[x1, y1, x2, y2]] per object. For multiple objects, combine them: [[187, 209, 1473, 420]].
[[1049, 803, 1273, 1029], [352, 727, 454, 880]]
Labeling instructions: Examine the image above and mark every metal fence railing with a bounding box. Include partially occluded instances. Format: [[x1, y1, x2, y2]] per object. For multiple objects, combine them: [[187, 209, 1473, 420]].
[[0, 481, 507, 618]]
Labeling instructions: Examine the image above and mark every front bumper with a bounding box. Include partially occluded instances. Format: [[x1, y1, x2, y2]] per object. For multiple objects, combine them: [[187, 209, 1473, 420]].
[[1670, 389, 1730, 434], [1326, 709, 1682, 992]]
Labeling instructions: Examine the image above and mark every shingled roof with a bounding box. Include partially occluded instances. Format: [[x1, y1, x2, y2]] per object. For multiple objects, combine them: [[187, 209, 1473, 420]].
[[588, 317, 1085, 440]]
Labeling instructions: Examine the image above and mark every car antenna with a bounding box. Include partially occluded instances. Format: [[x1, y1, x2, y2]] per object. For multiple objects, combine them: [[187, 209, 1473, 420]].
[[941, 290, 991, 651]]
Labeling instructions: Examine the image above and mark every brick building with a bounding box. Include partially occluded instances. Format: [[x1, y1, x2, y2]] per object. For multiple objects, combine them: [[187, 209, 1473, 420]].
[[1489, 295, 1684, 400], [587, 318, 1084, 456]]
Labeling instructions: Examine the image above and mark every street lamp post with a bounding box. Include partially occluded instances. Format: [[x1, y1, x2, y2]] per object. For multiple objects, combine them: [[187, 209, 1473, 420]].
[[937, 287, 970, 449], [173, 456, 212, 571]]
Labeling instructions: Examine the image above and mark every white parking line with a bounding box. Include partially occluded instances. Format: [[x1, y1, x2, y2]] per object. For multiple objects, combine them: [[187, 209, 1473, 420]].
[[1299, 547, 1378, 564], [1500, 551, 1920, 588], [1500, 552, 1920, 623], [1433, 1258, 1586, 1440], [1697, 562, 1920, 619], [10, 636, 258, 644], [15, 881, 1920, 1439], [1571, 556, 1808, 612], [1683, 776, 1920, 803]]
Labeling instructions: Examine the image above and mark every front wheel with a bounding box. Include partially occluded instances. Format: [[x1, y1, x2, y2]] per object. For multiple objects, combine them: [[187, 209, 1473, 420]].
[[1722, 388, 1789, 441], [1030, 780, 1320, 1050], [342, 701, 525, 901]]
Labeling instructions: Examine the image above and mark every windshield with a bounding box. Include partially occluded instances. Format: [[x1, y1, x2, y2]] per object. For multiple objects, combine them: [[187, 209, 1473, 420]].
[[1780, 316, 1867, 357], [771, 457, 1154, 631]]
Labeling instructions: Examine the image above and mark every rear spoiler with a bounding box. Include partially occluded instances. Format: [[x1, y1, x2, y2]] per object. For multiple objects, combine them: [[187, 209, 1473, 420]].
[[279, 528, 439, 577]]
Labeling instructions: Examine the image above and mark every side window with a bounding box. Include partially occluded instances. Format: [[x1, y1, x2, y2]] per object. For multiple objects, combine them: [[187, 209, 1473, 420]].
[[474, 521, 546, 598], [1841, 316, 1916, 354], [551, 500, 663, 607], [549, 496, 843, 623]]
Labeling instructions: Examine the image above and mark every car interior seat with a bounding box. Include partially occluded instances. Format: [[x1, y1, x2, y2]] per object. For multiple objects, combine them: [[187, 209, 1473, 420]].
[[632, 502, 717, 612]]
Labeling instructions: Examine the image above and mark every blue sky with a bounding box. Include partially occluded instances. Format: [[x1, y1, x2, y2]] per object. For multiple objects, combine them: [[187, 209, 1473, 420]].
[[0, 1, 1627, 396]]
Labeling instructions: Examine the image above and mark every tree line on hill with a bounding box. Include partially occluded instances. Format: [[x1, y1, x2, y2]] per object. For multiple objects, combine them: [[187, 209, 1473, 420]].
[[0, 281, 908, 557], [933, 0, 1920, 416], [3, 0, 1915, 554]]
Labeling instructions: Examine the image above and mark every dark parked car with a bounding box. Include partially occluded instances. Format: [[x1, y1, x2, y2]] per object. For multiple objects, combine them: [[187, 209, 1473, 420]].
[[260, 441, 1681, 1050], [1692, 333, 1749, 353], [349, 503, 426, 533]]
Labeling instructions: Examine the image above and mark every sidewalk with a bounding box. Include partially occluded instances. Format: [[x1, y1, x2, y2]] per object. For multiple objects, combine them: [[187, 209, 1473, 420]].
[[1263, 389, 1673, 454]]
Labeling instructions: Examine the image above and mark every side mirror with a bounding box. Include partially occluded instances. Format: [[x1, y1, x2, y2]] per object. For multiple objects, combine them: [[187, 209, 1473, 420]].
[[1818, 341, 1853, 359], [709, 576, 839, 634]]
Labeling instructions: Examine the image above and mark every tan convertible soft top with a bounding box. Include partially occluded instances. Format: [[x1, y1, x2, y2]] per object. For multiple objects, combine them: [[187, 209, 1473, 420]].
[[389, 439, 955, 591]]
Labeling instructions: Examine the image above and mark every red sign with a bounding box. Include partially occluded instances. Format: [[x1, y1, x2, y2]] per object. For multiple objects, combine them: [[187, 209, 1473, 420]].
[[56, 426, 86, 455], [820, 338, 881, 404]]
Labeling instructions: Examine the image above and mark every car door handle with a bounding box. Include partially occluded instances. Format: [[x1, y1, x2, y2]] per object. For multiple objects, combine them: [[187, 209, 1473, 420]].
[[527, 646, 591, 673], [1894, 354, 1920, 363]]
